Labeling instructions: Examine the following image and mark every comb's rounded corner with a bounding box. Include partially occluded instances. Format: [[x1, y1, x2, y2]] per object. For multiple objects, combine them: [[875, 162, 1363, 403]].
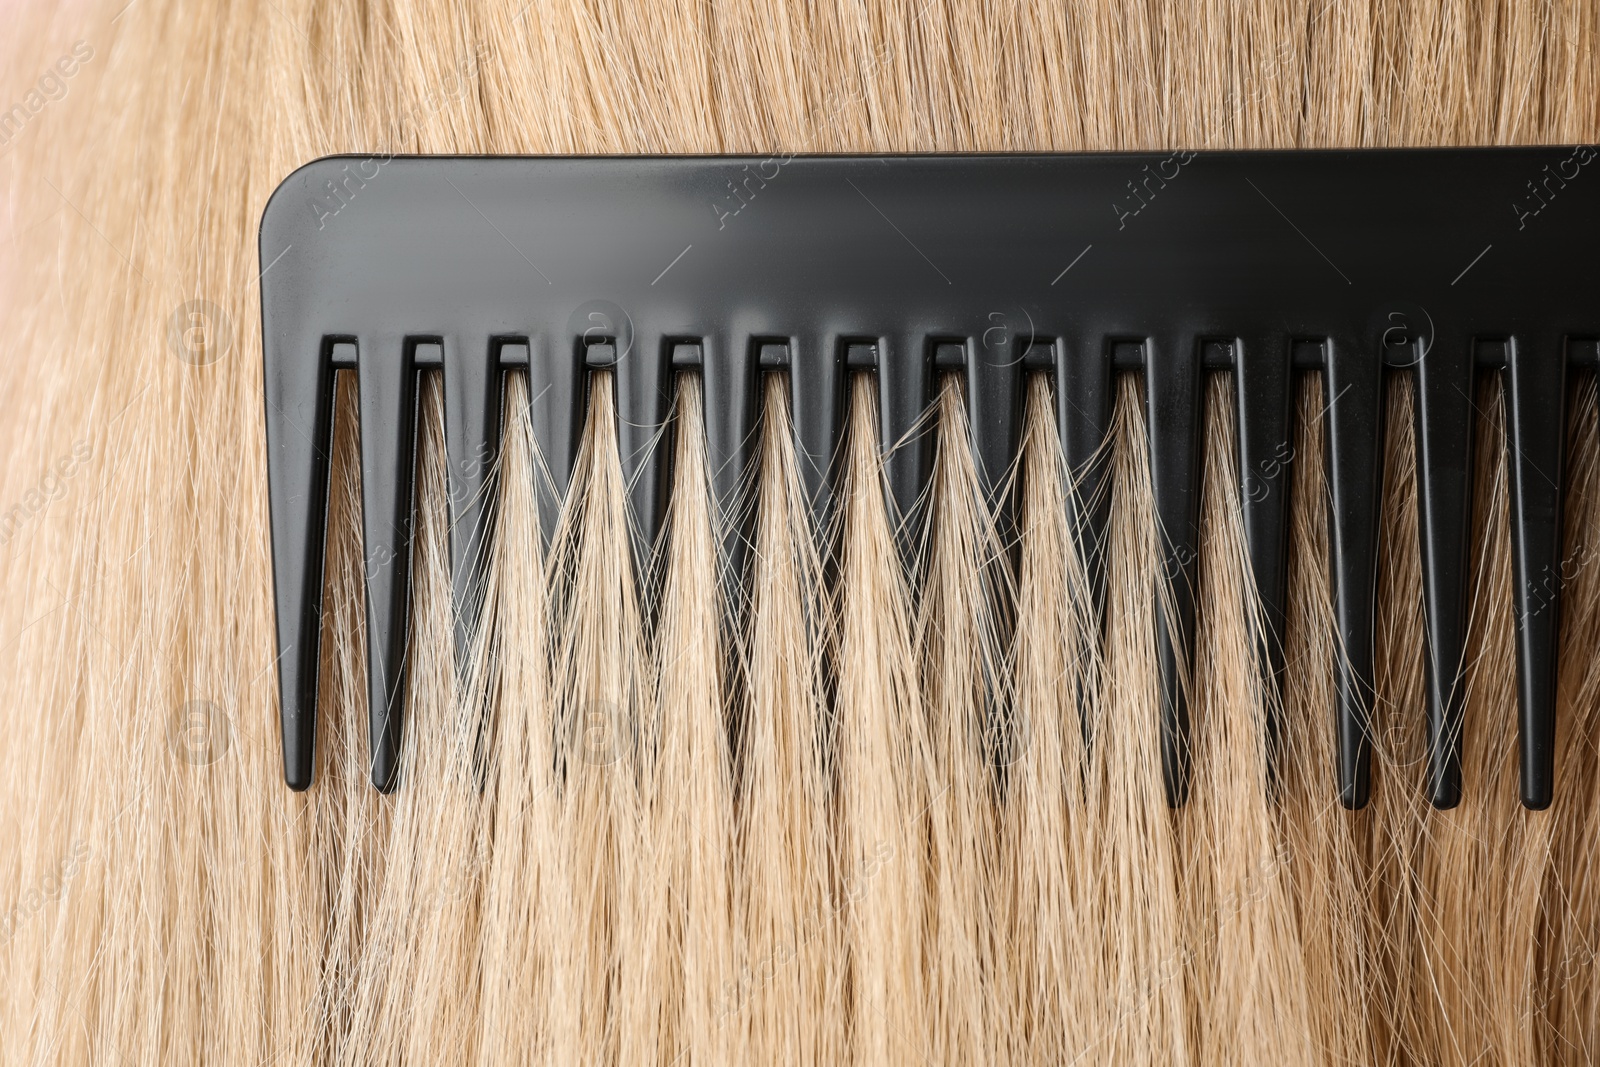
[[258, 153, 376, 262]]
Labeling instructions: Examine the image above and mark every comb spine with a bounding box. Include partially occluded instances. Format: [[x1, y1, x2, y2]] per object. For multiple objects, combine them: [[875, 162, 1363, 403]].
[[1505, 334, 1568, 810]]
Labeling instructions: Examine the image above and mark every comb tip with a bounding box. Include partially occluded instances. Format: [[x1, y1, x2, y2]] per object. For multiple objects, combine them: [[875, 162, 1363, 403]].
[[283, 762, 313, 792], [370, 750, 400, 793], [1506, 334, 1567, 818], [1163, 770, 1191, 809]]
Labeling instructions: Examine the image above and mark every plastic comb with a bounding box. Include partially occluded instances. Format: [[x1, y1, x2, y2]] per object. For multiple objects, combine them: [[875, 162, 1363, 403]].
[[261, 149, 1599, 807]]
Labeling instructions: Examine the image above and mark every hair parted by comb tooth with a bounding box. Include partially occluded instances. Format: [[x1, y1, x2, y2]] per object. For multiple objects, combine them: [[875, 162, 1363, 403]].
[[1544, 372, 1600, 1060], [735, 375, 841, 1066], [917, 373, 1012, 1064], [476, 371, 573, 1064], [5, 0, 1600, 1064], [1180, 376, 1315, 1064], [547, 370, 650, 1064], [1414, 378, 1547, 1064], [832, 372, 936, 1065], [379, 371, 493, 1064], [1000, 374, 1102, 1063], [299, 371, 390, 1064], [639, 374, 738, 1067], [1084, 377, 1189, 1066], [1365, 372, 1434, 1062], [1277, 372, 1373, 1065]]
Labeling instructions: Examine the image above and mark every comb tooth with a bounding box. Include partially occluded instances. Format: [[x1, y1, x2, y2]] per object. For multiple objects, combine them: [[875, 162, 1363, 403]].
[[702, 334, 757, 581], [527, 334, 584, 545], [964, 337, 1024, 525], [1234, 335, 1294, 742], [874, 334, 930, 542], [442, 336, 505, 673], [1505, 334, 1568, 811], [357, 336, 421, 793], [265, 333, 338, 790], [1144, 334, 1203, 807], [1056, 338, 1115, 663], [1413, 334, 1476, 809], [613, 332, 672, 558], [1324, 337, 1386, 809], [788, 336, 844, 534]]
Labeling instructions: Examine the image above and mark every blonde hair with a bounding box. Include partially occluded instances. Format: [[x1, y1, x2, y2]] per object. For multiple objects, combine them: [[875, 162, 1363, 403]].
[[1, 1, 1598, 1064]]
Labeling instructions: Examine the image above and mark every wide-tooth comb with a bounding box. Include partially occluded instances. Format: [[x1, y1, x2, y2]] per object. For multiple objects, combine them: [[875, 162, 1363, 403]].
[[261, 149, 1598, 806]]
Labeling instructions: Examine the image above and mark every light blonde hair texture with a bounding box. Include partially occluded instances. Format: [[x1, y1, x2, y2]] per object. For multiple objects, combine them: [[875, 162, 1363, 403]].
[[1, 1, 1598, 1065]]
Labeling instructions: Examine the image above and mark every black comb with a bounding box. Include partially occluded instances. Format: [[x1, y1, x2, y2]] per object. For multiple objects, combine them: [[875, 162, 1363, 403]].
[[261, 149, 1598, 807]]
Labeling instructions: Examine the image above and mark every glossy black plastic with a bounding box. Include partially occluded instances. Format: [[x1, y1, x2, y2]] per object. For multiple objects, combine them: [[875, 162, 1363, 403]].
[[261, 149, 1600, 804]]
